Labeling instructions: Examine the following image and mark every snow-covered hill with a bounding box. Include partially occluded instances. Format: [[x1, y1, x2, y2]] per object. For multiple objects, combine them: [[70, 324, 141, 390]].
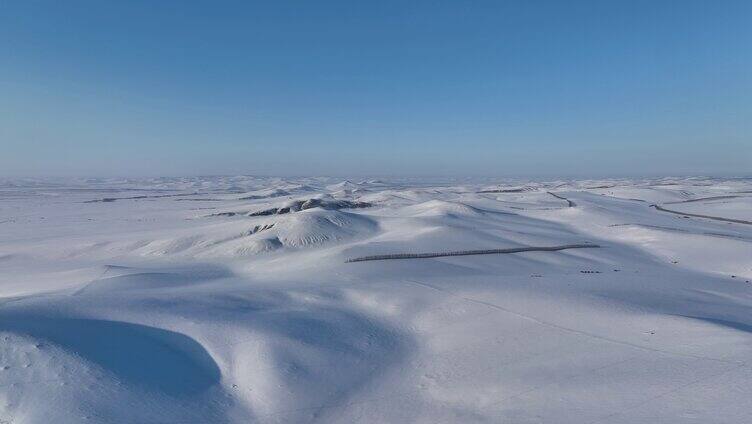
[[1, 176, 751, 423]]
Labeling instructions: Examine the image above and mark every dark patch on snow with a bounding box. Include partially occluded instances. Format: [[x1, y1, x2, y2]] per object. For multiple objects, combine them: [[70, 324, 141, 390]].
[[246, 223, 275, 235], [84, 193, 198, 203], [478, 187, 532, 193], [249, 199, 372, 217], [346, 244, 599, 263]]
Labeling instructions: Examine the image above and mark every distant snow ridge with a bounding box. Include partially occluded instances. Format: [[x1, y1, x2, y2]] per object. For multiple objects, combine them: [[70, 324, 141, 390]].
[[208, 196, 372, 218], [402, 200, 485, 218], [248, 197, 371, 216], [237, 188, 289, 200], [326, 180, 360, 191]]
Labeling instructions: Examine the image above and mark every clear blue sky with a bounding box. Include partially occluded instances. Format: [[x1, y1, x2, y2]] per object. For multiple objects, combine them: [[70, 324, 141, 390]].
[[1, 0, 750, 177]]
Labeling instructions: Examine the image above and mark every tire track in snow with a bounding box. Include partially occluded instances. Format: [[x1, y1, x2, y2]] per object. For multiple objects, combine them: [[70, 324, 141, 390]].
[[584, 363, 747, 424], [403, 280, 743, 365]]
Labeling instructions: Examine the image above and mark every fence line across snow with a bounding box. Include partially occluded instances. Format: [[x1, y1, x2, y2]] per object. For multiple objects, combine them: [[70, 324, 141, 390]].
[[346, 243, 600, 263]]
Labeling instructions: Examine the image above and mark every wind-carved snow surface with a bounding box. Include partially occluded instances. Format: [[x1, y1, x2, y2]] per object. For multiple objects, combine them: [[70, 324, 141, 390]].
[[1, 176, 752, 423]]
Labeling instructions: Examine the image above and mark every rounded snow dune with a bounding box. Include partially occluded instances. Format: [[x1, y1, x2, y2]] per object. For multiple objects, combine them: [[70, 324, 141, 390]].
[[119, 209, 380, 258], [400, 200, 485, 218], [273, 209, 379, 247], [0, 315, 220, 396], [198, 209, 380, 257], [75, 265, 233, 294]]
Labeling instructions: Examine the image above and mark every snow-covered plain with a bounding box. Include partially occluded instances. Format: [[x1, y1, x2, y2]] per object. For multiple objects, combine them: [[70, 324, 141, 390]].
[[1, 176, 751, 423]]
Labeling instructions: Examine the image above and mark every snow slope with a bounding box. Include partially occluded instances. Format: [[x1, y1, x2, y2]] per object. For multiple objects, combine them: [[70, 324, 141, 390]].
[[1, 176, 751, 423]]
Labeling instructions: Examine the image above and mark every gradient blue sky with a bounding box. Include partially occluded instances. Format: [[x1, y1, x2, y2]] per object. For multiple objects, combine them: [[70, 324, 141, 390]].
[[1, 0, 750, 177]]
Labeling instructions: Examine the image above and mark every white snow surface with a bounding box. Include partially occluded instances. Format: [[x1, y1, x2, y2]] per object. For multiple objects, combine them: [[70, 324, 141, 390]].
[[1, 175, 752, 423]]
